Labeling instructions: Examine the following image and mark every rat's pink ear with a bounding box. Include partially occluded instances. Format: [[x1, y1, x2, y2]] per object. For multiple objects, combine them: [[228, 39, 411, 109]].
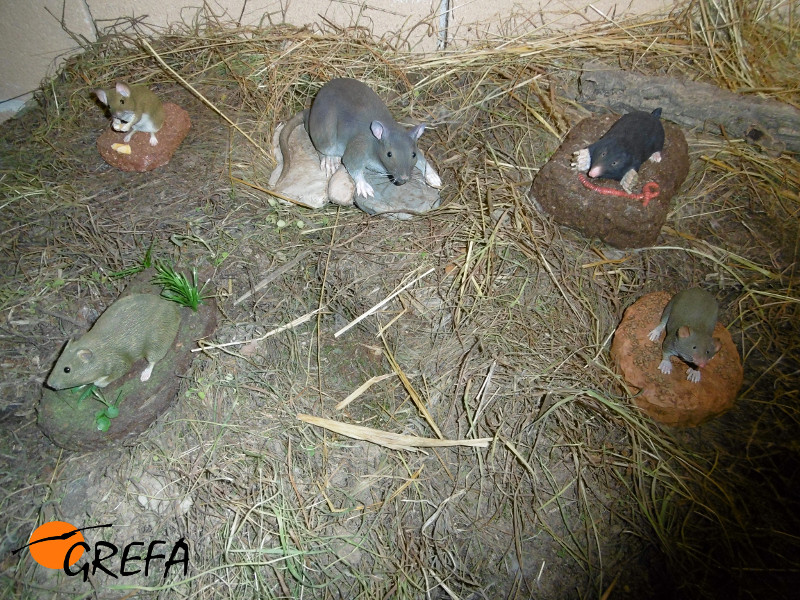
[[713, 338, 722, 352], [370, 120, 385, 140], [115, 82, 132, 97], [678, 325, 692, 338], [409, 123, 425, 140]]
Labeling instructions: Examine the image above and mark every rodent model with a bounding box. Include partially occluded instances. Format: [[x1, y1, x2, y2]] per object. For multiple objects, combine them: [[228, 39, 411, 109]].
[[573, 108, 665, 193], [95, 82, 165, 146], [47, 294, 181, 389], [280, 77, 438, 198], [647, 287, 722, 383]]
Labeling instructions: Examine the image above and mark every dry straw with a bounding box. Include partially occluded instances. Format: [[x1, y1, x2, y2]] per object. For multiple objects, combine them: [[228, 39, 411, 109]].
[[1, 0, 798, 598]]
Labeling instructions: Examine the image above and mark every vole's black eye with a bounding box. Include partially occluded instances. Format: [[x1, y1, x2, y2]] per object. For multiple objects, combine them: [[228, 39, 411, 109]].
[[387, 151, 393, 158], [64, 367, 71, 373], [412, 152, 417, 159]]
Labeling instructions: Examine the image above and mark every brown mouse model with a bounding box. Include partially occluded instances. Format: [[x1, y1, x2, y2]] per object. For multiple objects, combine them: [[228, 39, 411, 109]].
[[95, 82, 165, 146]]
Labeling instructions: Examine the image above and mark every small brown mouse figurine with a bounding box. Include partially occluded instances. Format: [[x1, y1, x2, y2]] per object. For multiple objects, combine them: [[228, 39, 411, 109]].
[[94, 82, 165, 146], [648, 287, 722, 384]]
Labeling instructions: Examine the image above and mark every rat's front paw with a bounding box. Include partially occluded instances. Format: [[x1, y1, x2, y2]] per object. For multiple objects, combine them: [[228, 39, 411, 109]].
[[354, 177, 375, 198], [647, 325, 664, 342], [572, 148, 590, 171], [657, 358, 673, 375], [423, 164, 442, 188], [686, 367, 701, 383], [321, 156, 342, 179]]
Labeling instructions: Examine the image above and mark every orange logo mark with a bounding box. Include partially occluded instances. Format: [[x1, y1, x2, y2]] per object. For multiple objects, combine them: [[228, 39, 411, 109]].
[[27, 521, 85, 569]]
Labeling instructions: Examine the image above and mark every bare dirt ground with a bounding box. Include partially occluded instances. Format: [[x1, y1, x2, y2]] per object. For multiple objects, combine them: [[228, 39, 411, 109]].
[[1, 4, 799, 599]]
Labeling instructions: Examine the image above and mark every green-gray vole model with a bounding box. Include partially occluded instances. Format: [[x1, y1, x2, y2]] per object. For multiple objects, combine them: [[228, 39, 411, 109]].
[[47, 294, 181, 389]]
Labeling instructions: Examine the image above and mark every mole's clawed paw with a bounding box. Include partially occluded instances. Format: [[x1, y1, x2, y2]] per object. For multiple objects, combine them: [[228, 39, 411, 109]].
[[571, 148, 591, 171], [620, 169, 639, 194], [648, 151, 662, 163]]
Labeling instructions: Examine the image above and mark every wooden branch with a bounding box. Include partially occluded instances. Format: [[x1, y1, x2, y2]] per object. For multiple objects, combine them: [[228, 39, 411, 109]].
[[577, 60, 800, 154]]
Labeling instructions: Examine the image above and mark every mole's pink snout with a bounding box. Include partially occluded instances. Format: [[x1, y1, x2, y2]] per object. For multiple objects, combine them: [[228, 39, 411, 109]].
[[588, 166, 604, 178]]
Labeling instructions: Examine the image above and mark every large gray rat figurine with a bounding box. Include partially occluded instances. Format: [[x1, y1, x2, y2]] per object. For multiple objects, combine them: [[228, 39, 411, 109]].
[[278, 78, 441, 199], [47, 294, 181, 389], [647, 288, 722, 384]]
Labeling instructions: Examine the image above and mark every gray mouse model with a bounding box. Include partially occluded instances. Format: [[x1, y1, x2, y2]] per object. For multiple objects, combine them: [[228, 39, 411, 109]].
[[647, 288, 722, 384], [94, 82, 165, 146], [47, 294, 181, 389], [279, 78, 439, 199], [573, 108, 665, 193]]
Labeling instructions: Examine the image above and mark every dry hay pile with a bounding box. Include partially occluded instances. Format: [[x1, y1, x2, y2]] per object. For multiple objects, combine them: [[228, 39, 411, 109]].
[[1, 1, 798, 598]]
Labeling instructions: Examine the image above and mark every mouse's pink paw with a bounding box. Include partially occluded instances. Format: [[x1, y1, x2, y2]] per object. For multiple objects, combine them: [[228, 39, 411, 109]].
[[648, 324, 664, 342], [658, 358, 673, 375]]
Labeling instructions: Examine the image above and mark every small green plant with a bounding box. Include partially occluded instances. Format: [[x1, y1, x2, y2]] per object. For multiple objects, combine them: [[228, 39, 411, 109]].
[[151, 262, 210, 312], [110, 243, 154, 278], [92, 388, 123, 432]]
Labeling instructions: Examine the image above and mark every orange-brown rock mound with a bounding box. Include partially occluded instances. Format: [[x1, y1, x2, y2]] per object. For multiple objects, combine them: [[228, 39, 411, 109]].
[[611, 291, 743, 427]]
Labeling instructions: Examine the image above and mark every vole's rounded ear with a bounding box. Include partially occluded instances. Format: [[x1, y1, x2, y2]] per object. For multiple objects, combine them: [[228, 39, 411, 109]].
[[77, 349, 94, 363]]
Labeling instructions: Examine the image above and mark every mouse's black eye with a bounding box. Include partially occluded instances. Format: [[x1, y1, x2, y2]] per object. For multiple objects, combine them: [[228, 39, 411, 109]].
[[64, 366, 71, 373], [387, 151, 393, 158], [120, 98, 125, 105], [412, 152, 417, 158]]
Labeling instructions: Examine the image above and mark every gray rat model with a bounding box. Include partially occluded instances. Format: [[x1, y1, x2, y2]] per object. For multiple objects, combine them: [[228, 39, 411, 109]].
[[647, 288, 722, 383], [94, 82, 165, 146], [47, 294, 181, 389], [572, 108, 665, 193], [285, 77, 439, 199]]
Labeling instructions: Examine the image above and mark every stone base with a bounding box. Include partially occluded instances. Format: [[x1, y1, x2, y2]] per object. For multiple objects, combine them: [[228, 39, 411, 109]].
[[97, 103, 191, 172], [611, 291, 743, 427], [530, 114, 689, 248]]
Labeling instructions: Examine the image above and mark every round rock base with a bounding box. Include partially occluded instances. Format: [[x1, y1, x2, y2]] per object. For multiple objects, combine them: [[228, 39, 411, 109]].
[[530, 114, 689, 249], [611, 291, 743, 427]]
